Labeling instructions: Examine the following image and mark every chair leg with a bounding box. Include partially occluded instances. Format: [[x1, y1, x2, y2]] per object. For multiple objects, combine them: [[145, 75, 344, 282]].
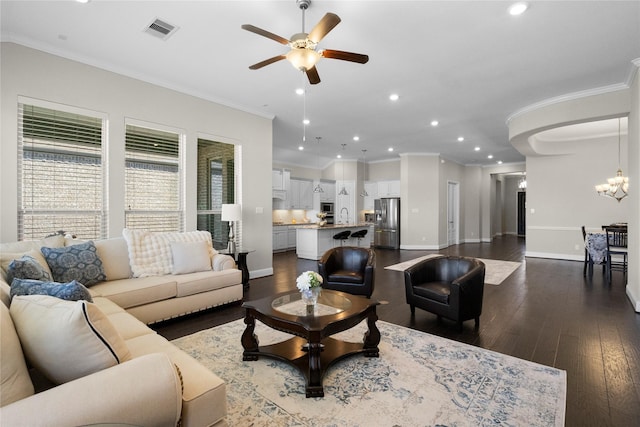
[[474, 316, 480, 330], [457, 321, 463, 332], [409, 305, 415, 315]]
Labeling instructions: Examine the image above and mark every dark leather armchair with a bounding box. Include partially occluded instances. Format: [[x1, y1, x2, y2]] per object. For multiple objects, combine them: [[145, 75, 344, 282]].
[[404, 255, 485, 330], [317, 247, 375, 298]]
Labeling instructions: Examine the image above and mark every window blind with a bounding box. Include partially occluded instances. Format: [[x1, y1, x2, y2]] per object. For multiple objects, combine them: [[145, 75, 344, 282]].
[[125, 124, 182, 232], [18, 103, 106, 240]]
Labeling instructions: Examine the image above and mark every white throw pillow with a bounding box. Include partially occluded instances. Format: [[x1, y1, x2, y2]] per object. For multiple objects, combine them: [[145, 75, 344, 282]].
[[170, 240, 212, 274], [9, 295, 131, 384]]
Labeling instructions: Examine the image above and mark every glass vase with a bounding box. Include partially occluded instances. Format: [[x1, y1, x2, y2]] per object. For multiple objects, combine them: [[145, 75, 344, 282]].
[[301, 287, 321, 315]]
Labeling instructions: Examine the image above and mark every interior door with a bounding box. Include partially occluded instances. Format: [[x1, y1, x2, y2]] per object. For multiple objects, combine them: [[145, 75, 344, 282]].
[[517, 191, 526, 236], [447, 181, 459, 246]]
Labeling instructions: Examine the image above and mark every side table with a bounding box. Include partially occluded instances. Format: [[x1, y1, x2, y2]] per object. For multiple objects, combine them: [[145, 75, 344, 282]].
[[220, 248, 253, 290]]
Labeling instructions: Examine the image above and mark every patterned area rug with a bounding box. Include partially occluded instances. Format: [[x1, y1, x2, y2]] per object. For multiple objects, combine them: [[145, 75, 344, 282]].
[[173, 319, 565, 426], [384, 255, 522, 285]]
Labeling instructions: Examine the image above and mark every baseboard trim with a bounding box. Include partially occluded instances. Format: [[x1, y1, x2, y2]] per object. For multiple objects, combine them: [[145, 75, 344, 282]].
[[400, 244, 441, 250], [626, 286, 640, 313], [250, 267, 273, 279], [525, 251, 583, 261]]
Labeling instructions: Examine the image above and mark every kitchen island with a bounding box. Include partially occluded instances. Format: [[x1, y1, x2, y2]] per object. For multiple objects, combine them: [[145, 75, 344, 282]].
[[296, 224, 373, 260]]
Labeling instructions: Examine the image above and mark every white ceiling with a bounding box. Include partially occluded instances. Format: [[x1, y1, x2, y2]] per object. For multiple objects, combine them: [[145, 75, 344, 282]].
[[2, 0, 639, 168]]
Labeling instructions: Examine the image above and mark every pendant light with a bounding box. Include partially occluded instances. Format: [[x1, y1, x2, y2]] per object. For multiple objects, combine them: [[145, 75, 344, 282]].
[[338, 143, 348, 196], [360, 149, 369, 197], [313, 136, 324, 193], [595, 118, 629, 202]]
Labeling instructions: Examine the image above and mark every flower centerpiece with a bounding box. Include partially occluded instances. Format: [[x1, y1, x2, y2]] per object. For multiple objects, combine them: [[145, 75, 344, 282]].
[[316, 212, 328, 227], [296, 271, 323, 313]]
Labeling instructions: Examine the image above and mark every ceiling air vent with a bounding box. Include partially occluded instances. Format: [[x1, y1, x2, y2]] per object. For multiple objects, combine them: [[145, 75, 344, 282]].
[[144, 18, 179, 40]]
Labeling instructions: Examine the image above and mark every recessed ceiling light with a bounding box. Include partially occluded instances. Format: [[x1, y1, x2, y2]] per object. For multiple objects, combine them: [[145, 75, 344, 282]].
[[430, 120, 439, 127], [457, 136, 464, 142], [509, 2, 528, 16], [303, 119, 310, 125], [295, 88, 304, 95], [497, 160, 503, 164], [337, 154, 342, 159], [389, 94, 399, 101], [388, 147, 394, 152], [298, 145, 304, 151], [474, 146, 480, 151], [76, 0, 90, 3], [487, 155, 494, 159], [353, 136, 360, 141]]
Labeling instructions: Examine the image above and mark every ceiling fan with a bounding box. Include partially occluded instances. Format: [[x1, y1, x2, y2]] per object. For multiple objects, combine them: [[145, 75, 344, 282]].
[[241, 0, 369, 85]]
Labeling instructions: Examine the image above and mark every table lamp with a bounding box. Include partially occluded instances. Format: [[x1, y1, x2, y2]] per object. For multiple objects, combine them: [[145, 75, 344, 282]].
[[221, 204, 241, 253]]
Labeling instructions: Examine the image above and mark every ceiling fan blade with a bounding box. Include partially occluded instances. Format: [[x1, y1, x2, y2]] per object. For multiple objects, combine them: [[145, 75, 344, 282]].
[[307, 13, 341, 44], [321, 49, 369, 64], [306, 66, 321, 85], [241, 24, 290, 45], [249, 55, 287, 70]]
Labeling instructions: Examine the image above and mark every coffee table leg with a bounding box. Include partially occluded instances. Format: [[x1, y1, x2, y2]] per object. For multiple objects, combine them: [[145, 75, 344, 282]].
[[306, 342, 325, 398], [241, 315, 259, 361], [363, 311, 380, 357]]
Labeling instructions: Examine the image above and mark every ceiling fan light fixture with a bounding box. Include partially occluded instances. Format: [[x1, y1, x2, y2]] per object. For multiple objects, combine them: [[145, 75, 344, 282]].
[[286, 47, 320, 71]]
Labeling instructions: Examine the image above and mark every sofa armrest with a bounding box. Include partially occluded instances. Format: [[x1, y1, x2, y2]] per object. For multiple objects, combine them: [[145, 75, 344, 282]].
[[212, 254, 236, 271], [0, 353, 182, 427]]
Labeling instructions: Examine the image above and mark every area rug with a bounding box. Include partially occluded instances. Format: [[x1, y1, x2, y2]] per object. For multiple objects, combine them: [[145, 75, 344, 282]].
[[172, 319, 565, 426], [384, 254, 522, 285]]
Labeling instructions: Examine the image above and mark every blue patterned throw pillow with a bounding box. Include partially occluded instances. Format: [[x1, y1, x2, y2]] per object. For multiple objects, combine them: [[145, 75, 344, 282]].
[[10, 278, 93, 302], [41, 241, 106, 287], [7, 255, 52, 283]]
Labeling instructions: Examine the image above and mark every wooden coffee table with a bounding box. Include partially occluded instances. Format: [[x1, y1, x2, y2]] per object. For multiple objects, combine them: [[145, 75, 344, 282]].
[[241, 289, 380, 398]]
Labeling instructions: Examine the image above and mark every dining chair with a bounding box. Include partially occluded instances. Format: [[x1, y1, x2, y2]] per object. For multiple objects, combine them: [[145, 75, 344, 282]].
[[603, 226, 628, 284], [582, 226, 605, 277]]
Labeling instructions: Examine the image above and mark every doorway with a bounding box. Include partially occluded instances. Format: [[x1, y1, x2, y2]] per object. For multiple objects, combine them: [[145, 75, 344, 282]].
[[447, 181, 459, 246], [517, 191, 526, 236]]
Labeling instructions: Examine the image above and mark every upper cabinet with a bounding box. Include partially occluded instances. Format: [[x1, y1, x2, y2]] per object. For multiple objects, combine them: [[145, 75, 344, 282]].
[[363, 181, 378, 210], [319, 180, 336, 202], [377, 180, 400, 197], [289, 178, 313, 209]]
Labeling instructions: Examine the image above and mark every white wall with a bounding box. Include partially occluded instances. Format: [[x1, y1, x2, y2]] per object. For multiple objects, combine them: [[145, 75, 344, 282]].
[[0, 43, 274, 277], [503, 177, 521, 235], [626, 65, 639, 312], [463, 166, 482, 242]]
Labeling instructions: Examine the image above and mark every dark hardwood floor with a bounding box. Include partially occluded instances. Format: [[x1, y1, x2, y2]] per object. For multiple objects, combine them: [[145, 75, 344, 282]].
[[154, 235, 640, 427]]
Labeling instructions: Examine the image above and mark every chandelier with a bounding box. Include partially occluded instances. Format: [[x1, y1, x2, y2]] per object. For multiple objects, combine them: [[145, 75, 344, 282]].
[[595, 118, 629, 202], [338, 144, 348, 196], [313, 136, 324, 193]]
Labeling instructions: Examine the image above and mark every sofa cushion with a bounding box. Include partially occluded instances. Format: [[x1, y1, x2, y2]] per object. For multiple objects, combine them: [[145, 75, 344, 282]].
[[171, 241, 212, 275], [7, 254, 52, 284], [1, 249, 53, 284], [0, 234, 65, 254], [10, 295, 131, 384], [41, 241, 106, 287], [88, 276, 177, 309], [126, 333, 227, 427], [95, 237, 132, 281], [0, 302, 34, 406], [122, 229, 216, 277], [175, 269, 243, 298], [10, 279, 93, 303]]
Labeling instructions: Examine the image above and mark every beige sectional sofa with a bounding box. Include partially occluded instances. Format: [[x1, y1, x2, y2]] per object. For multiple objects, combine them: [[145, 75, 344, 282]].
[[0, 231, 243, 426]]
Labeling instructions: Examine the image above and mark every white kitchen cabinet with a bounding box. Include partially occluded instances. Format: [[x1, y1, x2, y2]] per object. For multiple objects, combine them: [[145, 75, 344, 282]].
[[377, 180, 400, 197], [289, 178, 313, 209], [272, 169, 283, 190], [287, 227, 297, 248], [272, 228, 288, 251], [363, 181, 378, 210], [319, 180, 336, 202]]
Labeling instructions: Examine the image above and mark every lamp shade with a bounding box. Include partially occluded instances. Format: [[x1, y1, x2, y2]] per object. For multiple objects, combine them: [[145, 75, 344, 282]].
[[221, 204, 241, 222]]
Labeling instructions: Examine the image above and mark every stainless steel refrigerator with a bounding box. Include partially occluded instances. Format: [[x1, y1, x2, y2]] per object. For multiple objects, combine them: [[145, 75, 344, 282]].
[[374, 198, 400, 249]]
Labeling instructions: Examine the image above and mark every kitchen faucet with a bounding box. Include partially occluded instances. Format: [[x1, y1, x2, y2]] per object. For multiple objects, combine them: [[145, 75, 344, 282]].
[[340, 207, 349, 224]]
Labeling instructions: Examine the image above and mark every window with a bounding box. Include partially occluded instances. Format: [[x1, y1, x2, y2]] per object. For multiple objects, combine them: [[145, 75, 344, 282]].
[[197, 139, 238, 249], [18, 102, 106, 240], [125, 123, 183, 232]]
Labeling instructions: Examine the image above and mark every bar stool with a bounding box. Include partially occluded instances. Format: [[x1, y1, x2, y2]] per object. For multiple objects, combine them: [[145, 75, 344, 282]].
[[350, 229, 368, 246], [333, 230, 351, 247]]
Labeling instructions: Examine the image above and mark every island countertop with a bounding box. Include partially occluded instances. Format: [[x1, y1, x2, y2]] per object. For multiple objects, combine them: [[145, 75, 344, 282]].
[[295, 224, 373, 260]]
